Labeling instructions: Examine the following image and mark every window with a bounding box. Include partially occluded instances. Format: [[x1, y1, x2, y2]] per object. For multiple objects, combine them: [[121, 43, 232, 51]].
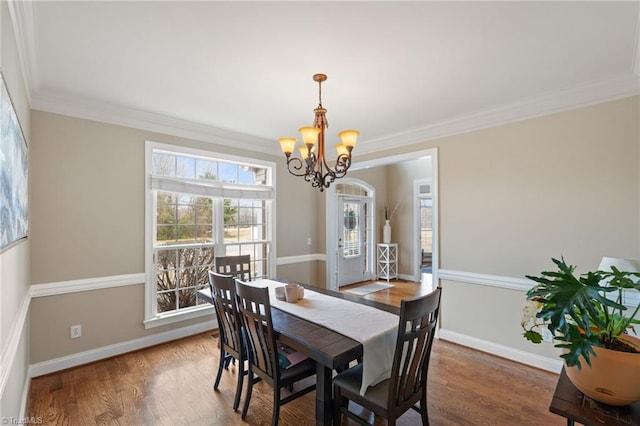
[[342, 201, 363, 257], [145, 142, 275, 328]]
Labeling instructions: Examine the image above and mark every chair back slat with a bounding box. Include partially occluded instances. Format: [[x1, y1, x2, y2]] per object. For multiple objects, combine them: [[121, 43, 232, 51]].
[[208, 271, 242, 355], [389, 288, 442, 412], [215, 255, 252, 281], [235, 280, 278, 386]]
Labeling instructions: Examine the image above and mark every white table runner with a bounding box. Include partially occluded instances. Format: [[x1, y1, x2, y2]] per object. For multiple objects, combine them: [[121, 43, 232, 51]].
[[251, 279, 398, 395]]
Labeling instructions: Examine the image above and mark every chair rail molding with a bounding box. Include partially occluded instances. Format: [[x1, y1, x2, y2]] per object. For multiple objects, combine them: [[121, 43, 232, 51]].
[[438, 269, 533, 292], [30, 273, 145, 298], [276, 253, 326, 266]]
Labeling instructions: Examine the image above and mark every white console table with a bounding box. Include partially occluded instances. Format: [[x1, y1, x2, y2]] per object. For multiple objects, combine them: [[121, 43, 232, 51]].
[[376, 243, 398, 281]]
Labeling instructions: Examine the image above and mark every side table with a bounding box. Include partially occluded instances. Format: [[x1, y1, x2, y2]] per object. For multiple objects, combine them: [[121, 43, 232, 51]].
[[549, 368, 640, 425], [376, 243, 398, 282]]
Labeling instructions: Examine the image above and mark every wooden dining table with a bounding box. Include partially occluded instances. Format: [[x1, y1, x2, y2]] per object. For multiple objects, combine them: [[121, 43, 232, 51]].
[[197, 279, 398, 426]]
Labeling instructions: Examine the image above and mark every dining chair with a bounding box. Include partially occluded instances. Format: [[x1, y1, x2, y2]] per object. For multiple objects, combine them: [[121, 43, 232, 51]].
[[208, 271, 250, 411], [235, 279, 317, 426], [215, 254, 252, 281], [332, 287, 442, 426]]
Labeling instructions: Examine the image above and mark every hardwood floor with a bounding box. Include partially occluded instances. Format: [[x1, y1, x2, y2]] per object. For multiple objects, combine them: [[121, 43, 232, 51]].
[[26, 280, 563, 425]]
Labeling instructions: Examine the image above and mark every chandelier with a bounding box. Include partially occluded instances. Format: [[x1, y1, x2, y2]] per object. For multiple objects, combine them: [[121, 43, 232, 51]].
[[278, 74, 359, 192]]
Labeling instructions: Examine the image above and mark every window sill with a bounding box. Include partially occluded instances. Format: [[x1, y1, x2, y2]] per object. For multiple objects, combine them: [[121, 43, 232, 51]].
[[144, 304, 215, 330]]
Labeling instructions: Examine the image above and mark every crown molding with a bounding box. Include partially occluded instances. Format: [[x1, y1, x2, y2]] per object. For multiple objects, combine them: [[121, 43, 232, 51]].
[[358, 72, 640, 155], [33, 72, 639, 158], [7, 0, 38, 104], [32, 91, 277, 155]]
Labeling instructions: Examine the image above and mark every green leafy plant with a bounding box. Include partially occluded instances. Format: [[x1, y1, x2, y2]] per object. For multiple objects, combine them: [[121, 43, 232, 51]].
[[522, 257, 640, 369]]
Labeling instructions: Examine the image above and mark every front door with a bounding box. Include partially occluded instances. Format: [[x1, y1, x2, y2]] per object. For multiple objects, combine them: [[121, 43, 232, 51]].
[[337, 198, 367, 286]]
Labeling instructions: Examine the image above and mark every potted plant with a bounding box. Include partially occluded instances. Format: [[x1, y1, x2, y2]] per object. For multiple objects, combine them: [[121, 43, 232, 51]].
[[522, 257, 640, 406]]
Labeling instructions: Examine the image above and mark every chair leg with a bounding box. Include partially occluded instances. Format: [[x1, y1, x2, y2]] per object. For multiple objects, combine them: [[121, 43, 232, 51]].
[[420, 393, 429, 425], [232, 359, 245, 411], [272, 386, 281, 426], [241, 369, 254, 419], [214, 348, 226, 389]]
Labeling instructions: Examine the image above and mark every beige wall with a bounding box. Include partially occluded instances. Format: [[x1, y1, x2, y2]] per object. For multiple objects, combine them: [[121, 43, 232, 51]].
[[438, 97, 638, 275], [364, 96, 639, 361], [0, 0, 32, 418], [28, 109, 320, 362]]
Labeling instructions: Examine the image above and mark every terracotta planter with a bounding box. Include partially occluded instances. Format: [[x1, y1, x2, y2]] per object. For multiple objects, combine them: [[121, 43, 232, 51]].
[[564, 334, 640, 406]]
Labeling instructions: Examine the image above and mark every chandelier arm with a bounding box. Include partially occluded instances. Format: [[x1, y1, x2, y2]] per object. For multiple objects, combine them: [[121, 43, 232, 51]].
[[286, 156, 312, 177], [333, 153, 352, 176]]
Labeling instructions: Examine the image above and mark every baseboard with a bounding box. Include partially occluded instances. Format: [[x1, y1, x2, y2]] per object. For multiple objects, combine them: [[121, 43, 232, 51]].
[[438, 328, 563, 374], [30, 320, 217, 378], [19, 368, 31, 419]]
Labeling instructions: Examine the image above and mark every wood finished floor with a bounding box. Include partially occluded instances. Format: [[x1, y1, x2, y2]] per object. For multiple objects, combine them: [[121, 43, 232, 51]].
[[26, 280, 563, 425]]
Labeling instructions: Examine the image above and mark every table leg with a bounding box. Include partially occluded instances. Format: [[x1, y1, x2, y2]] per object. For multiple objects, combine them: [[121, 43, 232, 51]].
[[567, 421, 574, 426], [315, 363, 332, 426]]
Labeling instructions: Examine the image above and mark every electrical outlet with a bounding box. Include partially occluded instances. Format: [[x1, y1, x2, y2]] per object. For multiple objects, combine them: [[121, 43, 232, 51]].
[[542, 327, 553, 343], [307, 237, 312, 246], [70, 324, 82, 339]]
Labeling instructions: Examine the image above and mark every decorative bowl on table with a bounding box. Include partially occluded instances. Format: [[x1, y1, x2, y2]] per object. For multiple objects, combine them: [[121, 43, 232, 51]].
[[275, 286, 286, 301]]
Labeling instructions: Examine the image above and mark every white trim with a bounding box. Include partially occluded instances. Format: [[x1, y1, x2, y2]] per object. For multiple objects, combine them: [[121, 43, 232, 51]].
[[438, 329, 563, 374], [30, 273, 145, 297], [0, 291, 30, 399], [30, 320, 217, 378], [34, 93, 275, 155], [350, 149, 435, 171], [7, 0, 38, 104], [276, 253, 326, 266], [19, 369, 30, 420], [26, 75, 639, 159], [398, 273, 416, 282], [358, 73, 640, 155], [438, 269, 534, 292], [143, 305, 215, 330]]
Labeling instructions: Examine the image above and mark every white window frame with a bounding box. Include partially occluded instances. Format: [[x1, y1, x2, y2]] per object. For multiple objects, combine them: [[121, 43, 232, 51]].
[[144, 141, 276, 328]]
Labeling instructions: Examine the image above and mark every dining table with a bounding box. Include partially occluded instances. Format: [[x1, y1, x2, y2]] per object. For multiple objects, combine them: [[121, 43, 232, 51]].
[[197, 278, 400, 426]]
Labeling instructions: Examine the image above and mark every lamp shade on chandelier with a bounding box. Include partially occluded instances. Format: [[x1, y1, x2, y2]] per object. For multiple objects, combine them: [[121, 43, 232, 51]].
[[278, 74, 359, 191]]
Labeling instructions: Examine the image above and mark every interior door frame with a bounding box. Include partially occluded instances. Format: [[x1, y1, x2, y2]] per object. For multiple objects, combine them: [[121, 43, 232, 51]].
[[414, 178, 433, 282], [326, 179, 376, 291], [325, 148, 439, 287]]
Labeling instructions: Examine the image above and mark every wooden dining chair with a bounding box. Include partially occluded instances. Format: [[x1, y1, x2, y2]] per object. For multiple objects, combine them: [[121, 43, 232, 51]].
[[235, 279, 317, 426], [215, 255, 252, 281], [332, 287, 442, 426], [208, 271, 249, 411]]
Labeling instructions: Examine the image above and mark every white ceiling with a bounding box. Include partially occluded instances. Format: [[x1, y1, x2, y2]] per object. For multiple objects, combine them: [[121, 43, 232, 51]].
[[10, 1, 640, 155]]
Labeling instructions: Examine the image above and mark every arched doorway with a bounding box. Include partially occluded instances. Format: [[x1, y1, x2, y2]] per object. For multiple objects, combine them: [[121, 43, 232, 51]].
[[326, 180, 375, 290]]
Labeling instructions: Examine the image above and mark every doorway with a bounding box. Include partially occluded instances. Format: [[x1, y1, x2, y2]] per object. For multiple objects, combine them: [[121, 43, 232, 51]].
[[337, 197, 367, 286], [326, 148, 438, 290], [326, 180, 375, 290]]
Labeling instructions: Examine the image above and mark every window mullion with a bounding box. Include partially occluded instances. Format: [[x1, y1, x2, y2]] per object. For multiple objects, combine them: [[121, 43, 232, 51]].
[[213, 198, 225, 256]]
